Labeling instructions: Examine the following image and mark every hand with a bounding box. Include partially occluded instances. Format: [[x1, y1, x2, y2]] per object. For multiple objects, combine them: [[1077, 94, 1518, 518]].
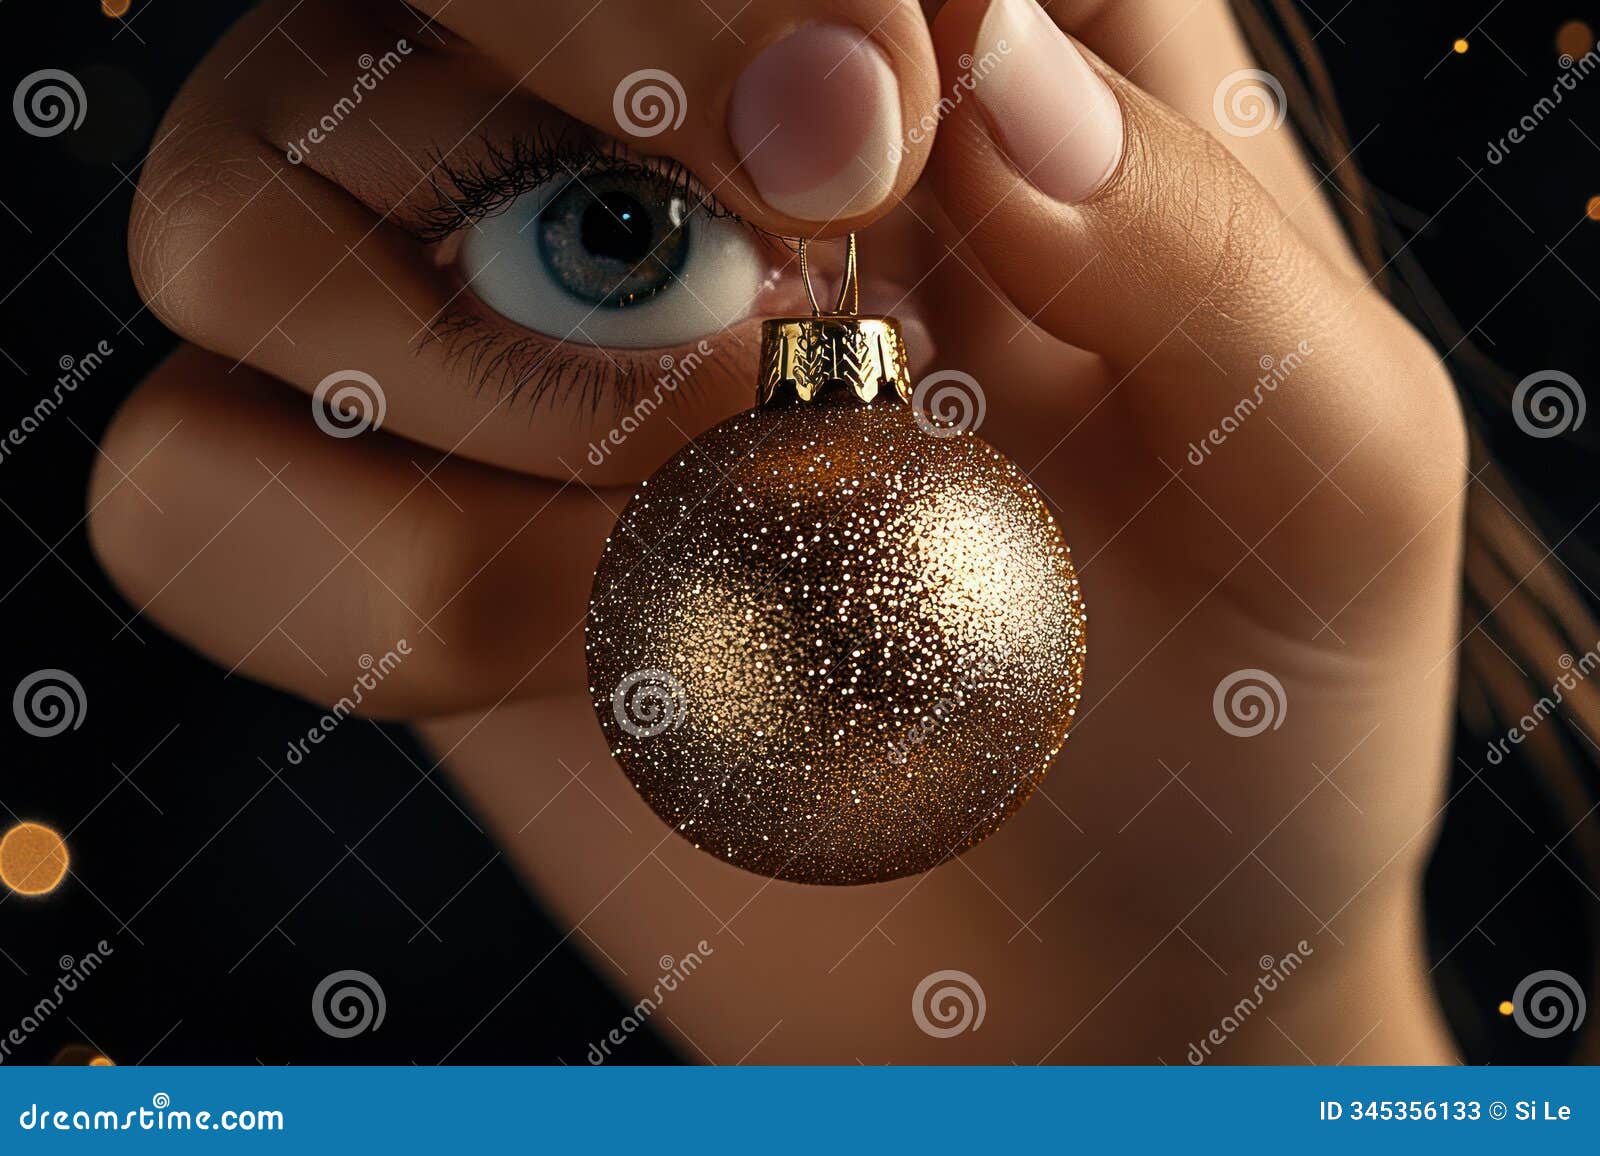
[[92, 0, 1464, 1062]]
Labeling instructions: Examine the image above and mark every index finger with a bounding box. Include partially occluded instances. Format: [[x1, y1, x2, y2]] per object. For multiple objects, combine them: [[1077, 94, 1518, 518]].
[[407, 0, 938, 233]]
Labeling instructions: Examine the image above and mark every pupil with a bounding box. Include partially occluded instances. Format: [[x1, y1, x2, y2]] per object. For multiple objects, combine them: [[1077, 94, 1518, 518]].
[[536, 178, 690, 308], [581, 192, 653, 264]]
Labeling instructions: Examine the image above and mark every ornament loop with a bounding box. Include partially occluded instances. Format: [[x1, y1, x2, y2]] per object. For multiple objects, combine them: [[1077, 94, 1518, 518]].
[[798, 233, 859, 317]]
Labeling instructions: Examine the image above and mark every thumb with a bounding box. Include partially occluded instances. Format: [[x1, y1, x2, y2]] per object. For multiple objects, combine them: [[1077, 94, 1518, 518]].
[[926, 0, 1337, 381], [922, 0, 1467, 625]]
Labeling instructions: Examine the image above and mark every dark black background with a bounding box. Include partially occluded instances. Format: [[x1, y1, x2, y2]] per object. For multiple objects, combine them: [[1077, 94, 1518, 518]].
[[0, 1, 1595, 1064]]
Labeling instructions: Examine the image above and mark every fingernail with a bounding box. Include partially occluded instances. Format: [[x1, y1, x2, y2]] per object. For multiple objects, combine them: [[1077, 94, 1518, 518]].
[[729, 23, 902, 222], [975, 0, 1123, 203]]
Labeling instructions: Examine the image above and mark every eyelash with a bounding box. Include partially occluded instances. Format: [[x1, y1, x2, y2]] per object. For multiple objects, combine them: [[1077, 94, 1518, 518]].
[[423, 311, 723, 417], [411, 130, 763, 416], [414, 129, 742, 244]]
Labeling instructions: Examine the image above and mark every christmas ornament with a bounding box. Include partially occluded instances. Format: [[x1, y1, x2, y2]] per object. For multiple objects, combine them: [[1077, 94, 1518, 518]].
[[586, 237, 1086, 885]]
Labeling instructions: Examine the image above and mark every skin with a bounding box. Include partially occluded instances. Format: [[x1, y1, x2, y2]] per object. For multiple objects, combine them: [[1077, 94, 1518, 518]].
[[91, 0, 1465, 1063]]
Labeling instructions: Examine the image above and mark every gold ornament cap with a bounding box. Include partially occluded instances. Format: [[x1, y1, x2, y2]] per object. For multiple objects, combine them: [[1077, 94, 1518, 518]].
[[757, 235, 912, 406]]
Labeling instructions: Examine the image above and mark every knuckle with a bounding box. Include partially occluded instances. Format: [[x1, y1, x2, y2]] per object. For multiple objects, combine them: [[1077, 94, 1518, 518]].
[[1107, 102, 1300, 330], [1208, 157, 1281, 306], [1176, 135, 1286, 318], [128, 111, 271, 342]]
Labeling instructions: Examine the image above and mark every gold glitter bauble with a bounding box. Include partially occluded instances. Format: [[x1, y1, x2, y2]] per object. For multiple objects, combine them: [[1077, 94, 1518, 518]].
[[586, 392, 1086, 885]]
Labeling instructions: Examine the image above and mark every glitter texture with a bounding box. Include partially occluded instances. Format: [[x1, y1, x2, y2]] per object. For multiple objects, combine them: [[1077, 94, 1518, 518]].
[[586, 394, 1086, 885]]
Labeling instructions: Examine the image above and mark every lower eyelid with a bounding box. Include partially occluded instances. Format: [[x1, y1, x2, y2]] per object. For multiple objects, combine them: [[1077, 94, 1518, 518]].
[[420, 286, 757, 421]]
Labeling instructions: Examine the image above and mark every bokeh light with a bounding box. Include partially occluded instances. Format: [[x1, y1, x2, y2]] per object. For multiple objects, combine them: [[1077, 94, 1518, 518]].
[[1498, 999, 1514, 1016], [0, 822, 70, 896], [100, 0, 132, 17], [1587, 196, 1600, 222], [1453, 38, 1470, 54], [54, 1044, 115, 1066], [1556, 21, 1594, 61]]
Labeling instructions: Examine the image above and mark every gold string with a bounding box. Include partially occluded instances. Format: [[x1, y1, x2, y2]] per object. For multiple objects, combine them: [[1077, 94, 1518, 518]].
[[797, 234, 859, 317]]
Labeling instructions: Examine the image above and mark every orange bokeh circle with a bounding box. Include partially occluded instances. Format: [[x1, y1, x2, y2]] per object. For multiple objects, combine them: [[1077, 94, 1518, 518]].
[[0, 822, 70, 896]]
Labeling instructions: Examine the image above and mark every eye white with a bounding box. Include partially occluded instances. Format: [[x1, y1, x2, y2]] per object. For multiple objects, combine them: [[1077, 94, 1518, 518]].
[[457, 177, 763, 350]]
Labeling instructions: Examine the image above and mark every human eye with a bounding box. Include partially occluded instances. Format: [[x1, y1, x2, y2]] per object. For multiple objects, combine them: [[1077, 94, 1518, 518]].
[[421, 134, 773, 408]]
